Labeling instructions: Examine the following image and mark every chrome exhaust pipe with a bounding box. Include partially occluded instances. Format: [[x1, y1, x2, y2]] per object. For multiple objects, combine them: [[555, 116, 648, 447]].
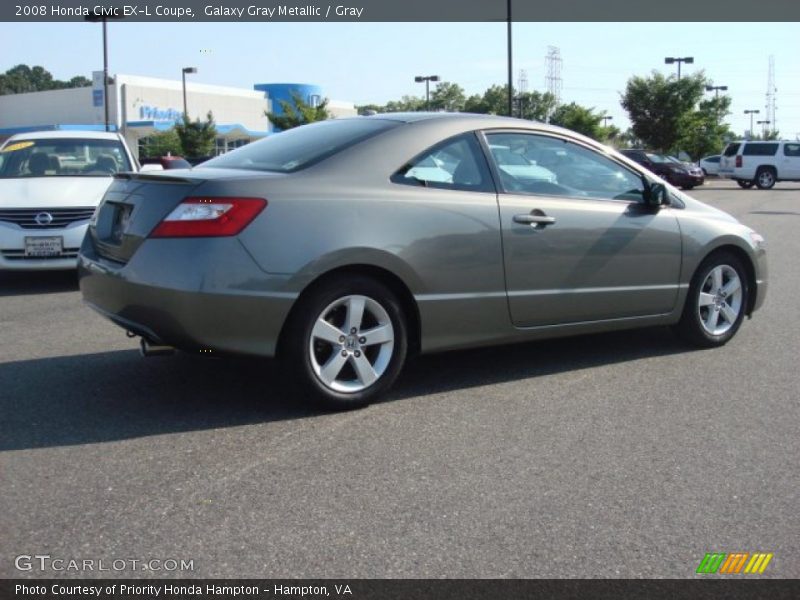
[[139, 337, 175, 357]]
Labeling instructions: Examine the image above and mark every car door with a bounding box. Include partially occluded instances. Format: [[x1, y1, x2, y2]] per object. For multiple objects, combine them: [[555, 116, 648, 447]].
[[483, 131, 683, 328]]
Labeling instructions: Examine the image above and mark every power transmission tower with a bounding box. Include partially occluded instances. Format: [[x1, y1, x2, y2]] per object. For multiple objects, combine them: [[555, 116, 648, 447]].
[[765, 55, 777, 136], [544, 46, 562, 123], [517, 69, 529, 118]]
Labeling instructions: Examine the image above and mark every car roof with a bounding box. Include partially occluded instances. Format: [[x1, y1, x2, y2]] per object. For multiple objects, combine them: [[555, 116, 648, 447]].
[[6, 130, 123, 141]]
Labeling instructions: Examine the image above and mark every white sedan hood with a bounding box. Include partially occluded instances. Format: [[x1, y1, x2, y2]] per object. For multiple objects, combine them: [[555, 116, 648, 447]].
[[0, 176, 114, 208]]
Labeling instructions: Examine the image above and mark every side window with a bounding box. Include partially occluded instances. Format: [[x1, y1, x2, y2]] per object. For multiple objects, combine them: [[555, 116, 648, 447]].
[[784, 143, 800, 157], [485, 132, 646, 202], [743, 143, 779, 156], [392, 133, 493, 192]]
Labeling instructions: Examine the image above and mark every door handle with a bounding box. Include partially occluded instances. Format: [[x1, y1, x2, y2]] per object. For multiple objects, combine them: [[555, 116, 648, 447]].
[[513, 213, 556, 227]]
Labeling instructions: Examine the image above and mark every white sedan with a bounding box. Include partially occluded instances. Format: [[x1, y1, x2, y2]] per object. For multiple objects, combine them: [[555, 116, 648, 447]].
[[0, 131, 136, 270], [699, 154, 721, 176]]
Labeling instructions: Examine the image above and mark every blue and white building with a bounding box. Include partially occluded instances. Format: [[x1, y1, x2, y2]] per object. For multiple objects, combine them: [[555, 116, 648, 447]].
[[0, 74, 357, 158]]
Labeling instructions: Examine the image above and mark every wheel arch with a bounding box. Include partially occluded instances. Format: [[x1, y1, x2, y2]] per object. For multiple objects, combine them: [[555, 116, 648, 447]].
[[277, 263, 422, 358], [694, 243, 758, 316]]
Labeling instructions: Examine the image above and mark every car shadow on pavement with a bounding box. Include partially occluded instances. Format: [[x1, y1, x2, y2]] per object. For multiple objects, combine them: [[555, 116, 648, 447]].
[[0, 327, 696, 452], [0, 270, 79, 297]]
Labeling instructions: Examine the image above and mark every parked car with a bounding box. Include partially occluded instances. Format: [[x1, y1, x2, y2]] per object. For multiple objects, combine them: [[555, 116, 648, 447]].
[[619, 149, 704, 189], [0, 131, 137, 270], [139, 156, 192, 171], [79, 114, 767, 409], [718, 140, 800, 189], [699, 155, 721, 176]]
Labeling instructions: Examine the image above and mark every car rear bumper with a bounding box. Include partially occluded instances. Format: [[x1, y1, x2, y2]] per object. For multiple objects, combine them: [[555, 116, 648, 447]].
[[78, 238, 297, 358]]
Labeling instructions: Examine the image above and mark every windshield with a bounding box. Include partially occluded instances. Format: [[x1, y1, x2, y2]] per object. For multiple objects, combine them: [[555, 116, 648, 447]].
[[0, 138, 132, 178], [645, 153, 671, 164], [201, 118, 400, 173]]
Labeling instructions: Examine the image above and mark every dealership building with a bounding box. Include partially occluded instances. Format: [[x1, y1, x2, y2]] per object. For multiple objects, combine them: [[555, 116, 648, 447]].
[[0, 73, 357, 158]]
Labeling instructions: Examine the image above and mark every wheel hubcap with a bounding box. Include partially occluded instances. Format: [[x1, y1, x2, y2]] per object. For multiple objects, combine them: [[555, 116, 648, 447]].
[[759, 171, 774, 186], [697, 265, 743, 336], [309, 295, 394, 393]]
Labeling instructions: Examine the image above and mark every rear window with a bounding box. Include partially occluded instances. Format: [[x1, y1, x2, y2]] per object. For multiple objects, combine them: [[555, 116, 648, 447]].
[[200, 118, 400, 173], [742, 143, 778, 156], [784, 143, 800, 157], [723, 143, 740, 157]]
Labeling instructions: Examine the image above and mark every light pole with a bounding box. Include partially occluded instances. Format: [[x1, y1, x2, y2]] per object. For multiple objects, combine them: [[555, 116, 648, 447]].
[[665, 56, 694, 80], [507, 0, 513, 117], [601, 116, 614, 127], [182, 67, 198, 120], [85, 9, 124, 131], [705, 85, 728, 99], [757, 120, 771, 138], [744, 109, 760, 138], [414, 75, 440, 111]]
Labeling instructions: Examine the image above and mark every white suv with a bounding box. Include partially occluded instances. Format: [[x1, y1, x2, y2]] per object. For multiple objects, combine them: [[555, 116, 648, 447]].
[[719, 140, 800, 189]]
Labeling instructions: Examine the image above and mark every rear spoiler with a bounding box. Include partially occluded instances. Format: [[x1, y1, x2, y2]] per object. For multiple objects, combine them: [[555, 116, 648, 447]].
[[114, 172, 200, 184]]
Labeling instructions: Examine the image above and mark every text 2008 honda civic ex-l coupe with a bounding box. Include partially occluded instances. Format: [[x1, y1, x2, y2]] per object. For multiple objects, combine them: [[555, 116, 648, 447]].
[[79, 113, 767, 409]]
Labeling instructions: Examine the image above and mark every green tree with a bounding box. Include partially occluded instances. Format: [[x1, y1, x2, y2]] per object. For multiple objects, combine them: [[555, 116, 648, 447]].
[[621, 71, 707, 152], [266, 90, 331, 130], [675, 95, 734, 160], [516, 91, 557, 121], [139, 129, 183, 158], [384, 95, 424, 112], [430, 81, 466, 112], [0, 64, 91, 95], [548, 102, 605, 139], [175, 111, 217, 158]]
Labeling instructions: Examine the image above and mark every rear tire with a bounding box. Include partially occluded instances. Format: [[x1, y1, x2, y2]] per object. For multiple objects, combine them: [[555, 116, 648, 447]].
[[281, 276, 408, 410], [674, 252, 749, 348], [736, 179, 754, 189], [755, 167, 777, 190]]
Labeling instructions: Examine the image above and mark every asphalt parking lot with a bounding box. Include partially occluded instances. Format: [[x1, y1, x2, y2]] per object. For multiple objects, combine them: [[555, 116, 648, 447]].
[[1, 179, 798, 579]]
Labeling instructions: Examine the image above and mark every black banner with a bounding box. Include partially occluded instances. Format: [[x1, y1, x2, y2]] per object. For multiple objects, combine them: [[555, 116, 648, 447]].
[[3, 0, 800, 22], [3, 580, 800, 600]]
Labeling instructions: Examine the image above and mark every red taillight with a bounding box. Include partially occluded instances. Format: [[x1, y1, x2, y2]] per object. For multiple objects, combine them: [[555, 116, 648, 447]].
[[150, 197, 267, 238], [735, 155, 742, 168]]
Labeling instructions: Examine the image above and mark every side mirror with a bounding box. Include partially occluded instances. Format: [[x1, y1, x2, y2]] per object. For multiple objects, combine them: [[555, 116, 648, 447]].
[[643, 182, 667, 207]]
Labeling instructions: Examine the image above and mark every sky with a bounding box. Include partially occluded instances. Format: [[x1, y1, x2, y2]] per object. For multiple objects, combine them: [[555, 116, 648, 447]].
[[1, 21, 798, 138]]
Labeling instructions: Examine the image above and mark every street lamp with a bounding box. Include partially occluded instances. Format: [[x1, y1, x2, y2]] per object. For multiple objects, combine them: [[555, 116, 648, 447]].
[[705, 85, 728, 99], [414, 75, 440, 111], [664, 56, 694, 80], [85, 8, 124, 132], [744, 109, 760, 138], [757, 120, 771, 138], [507, 0, 513, 117], [601, 116, 614, 127], [182, 67, 198, 120]]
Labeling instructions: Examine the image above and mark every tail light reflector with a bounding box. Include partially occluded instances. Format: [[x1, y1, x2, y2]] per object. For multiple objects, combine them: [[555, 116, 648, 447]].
[[150, 197, 267, 238]]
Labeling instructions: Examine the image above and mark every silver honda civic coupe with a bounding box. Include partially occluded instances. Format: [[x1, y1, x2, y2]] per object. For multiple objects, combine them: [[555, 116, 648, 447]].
[[79, 113, 767, 409]]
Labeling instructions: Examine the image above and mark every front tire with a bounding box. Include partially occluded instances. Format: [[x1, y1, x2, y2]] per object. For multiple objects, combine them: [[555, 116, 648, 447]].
[[755, 167, 777, 190], [282, 276, 408, 410], [674, 252, 749, 348]]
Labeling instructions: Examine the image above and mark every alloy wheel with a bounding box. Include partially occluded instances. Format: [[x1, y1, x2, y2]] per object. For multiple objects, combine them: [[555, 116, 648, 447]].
[[697, 265, 743, 336], [308, 295, 395, 393]]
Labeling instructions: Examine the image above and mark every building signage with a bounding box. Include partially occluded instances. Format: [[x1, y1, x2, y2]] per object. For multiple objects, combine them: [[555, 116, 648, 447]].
[[139, 105, 184, 121], [92, 71, 104, 108]]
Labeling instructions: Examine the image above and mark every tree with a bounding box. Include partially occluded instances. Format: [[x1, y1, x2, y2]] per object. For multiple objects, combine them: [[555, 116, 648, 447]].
[[549, 102, 605, 139], [139, 129, 183, 158], [0, 64, 91, 95], [430, 81, 466, 112], [621, 71, 707, 153], [384, 95, 424, 112], [515, 91, 557, 122], [675, 96, 735, 160], [175, 111, 217, 158], [266, 90, 331, 130]]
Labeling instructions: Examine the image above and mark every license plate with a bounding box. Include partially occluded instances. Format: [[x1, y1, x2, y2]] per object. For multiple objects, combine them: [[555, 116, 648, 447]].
[[24, 236, 63, 257]]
